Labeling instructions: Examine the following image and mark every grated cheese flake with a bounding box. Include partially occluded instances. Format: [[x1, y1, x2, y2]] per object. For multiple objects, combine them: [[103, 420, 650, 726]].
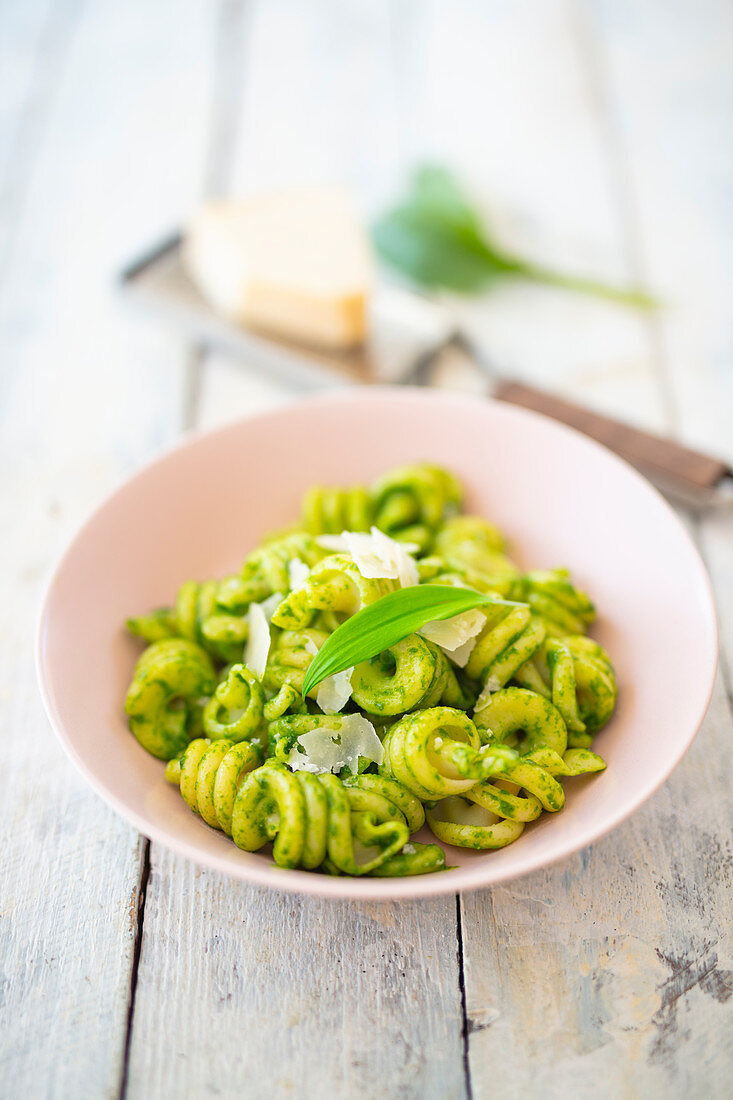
[[446, 636, 478, 668], [260, 591, 285, 622]]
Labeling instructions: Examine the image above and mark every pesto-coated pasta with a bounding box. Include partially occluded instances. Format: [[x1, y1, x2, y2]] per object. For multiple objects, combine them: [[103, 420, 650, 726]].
[[125, 639, 216, 760], [230, 763, 432, 875], [514, 636, 617, 745], [302, 484, 373, 535], [511, 568, 595, 637], [272, 554, 397, 630], [465, 604, 546, 686], [124, 461, 618, 878], [433, 515, 520, 595], [372, 463, 463, 551], [261, 628, 328, 699], [202, 663, 265, 743], [381, 707, 518, 800], [165, 737, 262, 832]]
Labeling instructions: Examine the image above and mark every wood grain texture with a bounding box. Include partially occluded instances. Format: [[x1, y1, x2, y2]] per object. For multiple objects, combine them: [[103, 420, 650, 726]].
[[405, 0, 665, 433], [586, 0, 733, 454], [0, 0, 214, 1095], [128, 849, 466, 1100], [461, 669, 733, 1099]]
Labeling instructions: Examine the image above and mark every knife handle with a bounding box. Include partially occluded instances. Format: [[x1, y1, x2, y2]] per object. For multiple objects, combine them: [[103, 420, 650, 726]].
[[492, 380, 731, 494]]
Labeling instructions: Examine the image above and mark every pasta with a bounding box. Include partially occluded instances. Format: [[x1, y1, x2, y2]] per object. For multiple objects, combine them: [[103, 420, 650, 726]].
[[124, 461, 617, 878], [301, 485, 373, 535], [272, 553, 397, 630], [125, 639, 216, 759], [371, 463, 463, 551]]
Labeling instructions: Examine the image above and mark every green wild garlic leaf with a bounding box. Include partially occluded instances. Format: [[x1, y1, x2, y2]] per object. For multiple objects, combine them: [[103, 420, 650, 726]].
[[372, 165, 657, 307], [301, 584, 526, 697]]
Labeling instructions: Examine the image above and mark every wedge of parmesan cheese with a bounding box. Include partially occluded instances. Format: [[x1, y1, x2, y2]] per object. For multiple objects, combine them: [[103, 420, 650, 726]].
[[286, 714, 383, 775], [183, 190, 372, 349]]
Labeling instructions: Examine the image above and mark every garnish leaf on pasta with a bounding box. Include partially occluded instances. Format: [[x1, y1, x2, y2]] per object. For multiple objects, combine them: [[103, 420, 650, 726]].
[[301, 585, 526, 696]]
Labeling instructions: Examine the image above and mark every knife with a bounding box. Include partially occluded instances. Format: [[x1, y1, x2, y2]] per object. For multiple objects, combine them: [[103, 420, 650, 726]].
[[406, 333, 733, 511]]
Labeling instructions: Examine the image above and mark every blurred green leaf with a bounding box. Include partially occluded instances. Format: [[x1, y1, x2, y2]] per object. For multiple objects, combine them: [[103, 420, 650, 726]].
[[372, 166, 657, 308]]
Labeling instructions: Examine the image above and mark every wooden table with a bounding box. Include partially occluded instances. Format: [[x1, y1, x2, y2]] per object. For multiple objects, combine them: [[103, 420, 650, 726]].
[[3, 2, 732, 1096]]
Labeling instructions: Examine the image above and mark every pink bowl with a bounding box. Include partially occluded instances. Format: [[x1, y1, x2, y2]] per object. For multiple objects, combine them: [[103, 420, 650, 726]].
[[37, 387, 718, 898]]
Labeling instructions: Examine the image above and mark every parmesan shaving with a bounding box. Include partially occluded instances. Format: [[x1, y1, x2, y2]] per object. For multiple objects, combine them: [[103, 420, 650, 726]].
[[287, 556, 310, 592], [316, 527, 419, 588], [420, 609, 486, 667], [446, 636, 478, 669], [315, 666, 353, 713], [259, 591, 285, 622], [243, 591, 283, 678], [474, 675, 502, 713], [286, 714, 383, 775], [315, 534, 349, 553]]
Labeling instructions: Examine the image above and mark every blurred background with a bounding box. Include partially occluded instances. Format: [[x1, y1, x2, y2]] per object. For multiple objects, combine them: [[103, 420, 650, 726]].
[[4, 0, 732, 533]]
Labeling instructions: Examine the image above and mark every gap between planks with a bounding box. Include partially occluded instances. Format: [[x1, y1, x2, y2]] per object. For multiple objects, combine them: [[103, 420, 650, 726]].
[[456, 895, 475, 1100], [119, 839, 151, 1100]]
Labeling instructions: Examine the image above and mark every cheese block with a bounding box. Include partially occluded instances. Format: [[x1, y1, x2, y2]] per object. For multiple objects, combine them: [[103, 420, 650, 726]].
[[183, 189, 372, 349]]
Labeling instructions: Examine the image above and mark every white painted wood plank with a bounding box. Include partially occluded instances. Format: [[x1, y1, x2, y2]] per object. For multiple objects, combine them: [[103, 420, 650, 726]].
[[0, 0, 64, 269], [128, 850, 466, 1100], [0, 0, 215, 1094], [462, 668, 733, 1099], [196, 347, 295, 427], [586, 0, 733, 456], [227, 0, 399, 206]]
